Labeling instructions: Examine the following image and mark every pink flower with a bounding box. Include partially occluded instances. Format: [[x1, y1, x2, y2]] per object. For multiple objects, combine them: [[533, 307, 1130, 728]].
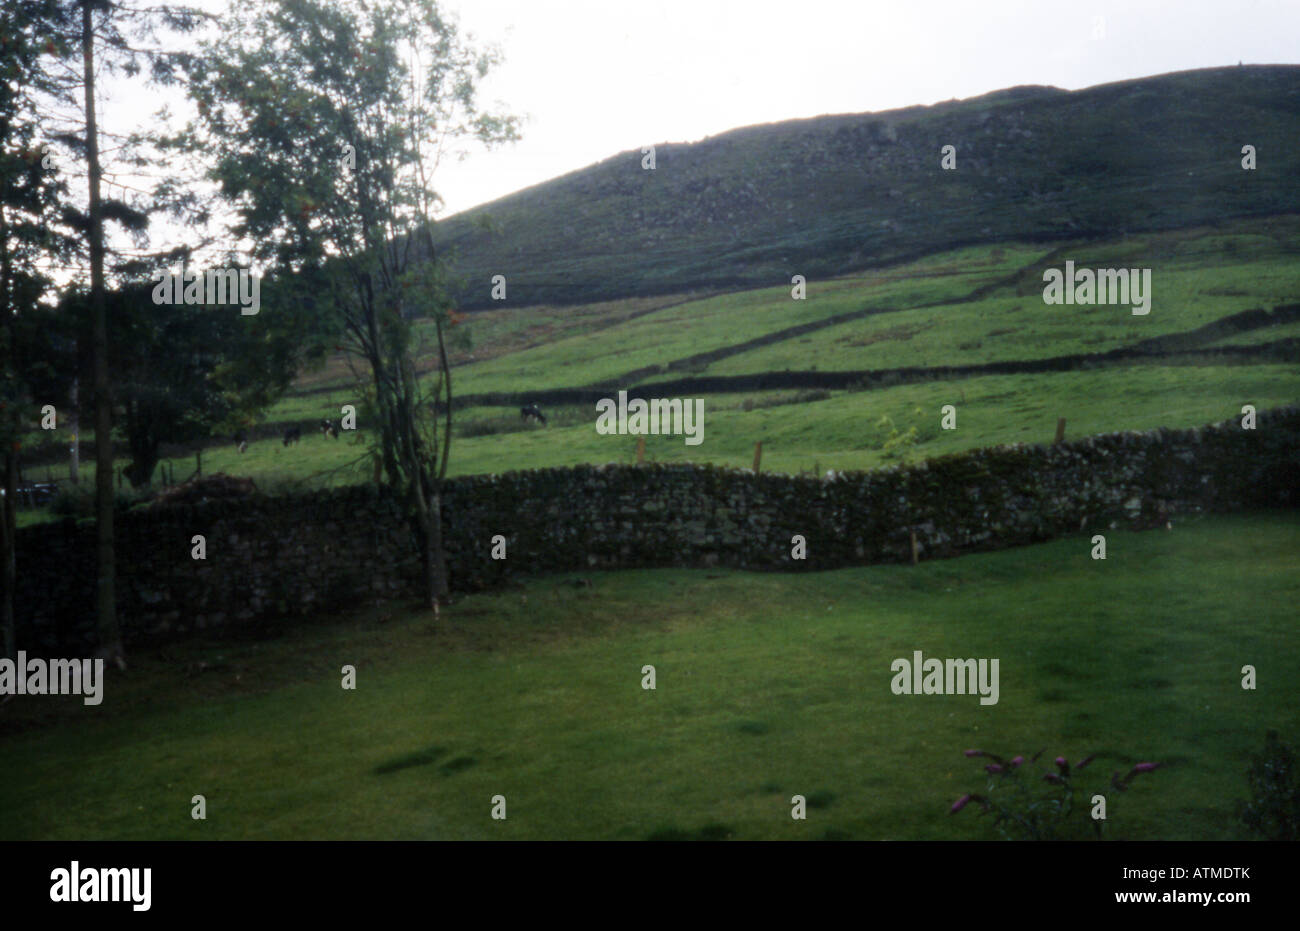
[[1075, 754, 1096, 771], [951, 794, 974, 813], [985, 764, 1004, 774], [1009, 756, 1025, 768], [1043, 772, 1063, 783], [1134, 762, 1160, 773], [964, 749, 984, 757]]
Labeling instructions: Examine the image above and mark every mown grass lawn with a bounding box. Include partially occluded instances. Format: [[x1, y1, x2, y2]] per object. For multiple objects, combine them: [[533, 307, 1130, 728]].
[[3, 512, 1296, 840]]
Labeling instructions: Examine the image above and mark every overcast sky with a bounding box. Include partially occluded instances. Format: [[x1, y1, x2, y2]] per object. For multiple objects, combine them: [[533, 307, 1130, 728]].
[[427, 0, 1298, 217]]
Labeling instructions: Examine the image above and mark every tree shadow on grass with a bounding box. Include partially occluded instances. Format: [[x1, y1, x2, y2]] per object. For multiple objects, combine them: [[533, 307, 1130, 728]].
[[372, 745, 448, 775]]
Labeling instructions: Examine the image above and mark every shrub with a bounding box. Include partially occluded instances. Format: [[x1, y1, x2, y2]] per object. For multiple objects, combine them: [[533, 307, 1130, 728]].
[[875, 413, 919, 461], [1237, 730, 1300, 840], [49, 486, 145, 519], [950, 749, 1161, 840]]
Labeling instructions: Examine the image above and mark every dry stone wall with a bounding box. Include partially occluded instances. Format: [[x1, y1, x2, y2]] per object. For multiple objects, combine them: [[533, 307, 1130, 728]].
[[14, 406, 1299, 653]]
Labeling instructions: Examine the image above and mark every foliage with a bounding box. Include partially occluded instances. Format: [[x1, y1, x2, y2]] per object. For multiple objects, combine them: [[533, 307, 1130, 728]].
[[875, 413, 918, 461], [47, 483, 145, 520], [1237, 730, 1300, 841], [950, 749, 1161, 840], [59, 279, 310, 487], [176, 0, 519, 605]]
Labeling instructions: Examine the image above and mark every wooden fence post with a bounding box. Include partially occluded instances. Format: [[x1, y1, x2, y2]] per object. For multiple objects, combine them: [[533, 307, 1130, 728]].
[[753, 441, 763, 473], [910, 531, 919, 566], [636, 436, 645, 464], [1054, 417, 1066, 445]]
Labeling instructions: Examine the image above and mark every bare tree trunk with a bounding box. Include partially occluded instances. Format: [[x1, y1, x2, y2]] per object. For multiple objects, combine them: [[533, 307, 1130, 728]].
[[436, 319, 452, 484], [430, 318, 452, 602], [1, 206, 17, 659], [84, 2, 123, 665], [69, 377, 79, 484], [1, 435, 15, 660]]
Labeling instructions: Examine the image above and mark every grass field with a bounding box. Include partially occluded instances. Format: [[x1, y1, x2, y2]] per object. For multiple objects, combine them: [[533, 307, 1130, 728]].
[[17, 215, 1300, 516], [30, 362, 1298, 497], [3, 512, 1295, 840]]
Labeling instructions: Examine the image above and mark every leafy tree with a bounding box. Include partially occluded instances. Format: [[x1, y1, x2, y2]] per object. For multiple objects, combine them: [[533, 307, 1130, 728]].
[[0, 0, 78, 658], [62, 274, 321, 488], [32, 0, 212, 664], [178, 0, 519, 608]]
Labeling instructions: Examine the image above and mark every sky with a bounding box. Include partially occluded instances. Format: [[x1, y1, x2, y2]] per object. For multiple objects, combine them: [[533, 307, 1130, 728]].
[[428, 0, 1299, 217]]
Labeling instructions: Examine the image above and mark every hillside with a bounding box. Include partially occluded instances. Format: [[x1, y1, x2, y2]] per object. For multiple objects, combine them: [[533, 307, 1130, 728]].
[[18, 213, 1300, 506], [433, 66, 1300, 308]]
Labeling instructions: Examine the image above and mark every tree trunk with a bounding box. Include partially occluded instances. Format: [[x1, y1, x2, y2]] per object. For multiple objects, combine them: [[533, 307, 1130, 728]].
[[1, 206, 17, 659], [69, 378, 79, 484], [83, 2, 123, 665], [1, 442, 15, 660], [125, 412, 159, 489], [431, 318, 452, 601], [428, 488, 448, 601]]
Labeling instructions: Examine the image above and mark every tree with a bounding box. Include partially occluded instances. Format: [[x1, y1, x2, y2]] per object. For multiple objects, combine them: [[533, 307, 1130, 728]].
[[32, 0, 210, 664], [179, 0, 518, 608], [61, 272, 323, 488], [0, 0, 78, 659]]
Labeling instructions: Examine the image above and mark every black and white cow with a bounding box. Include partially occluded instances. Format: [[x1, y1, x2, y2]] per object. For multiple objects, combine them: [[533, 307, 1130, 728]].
[[320, 418, 340, 439], [283, 426, 302, 446], [520, 403, 546, 426]]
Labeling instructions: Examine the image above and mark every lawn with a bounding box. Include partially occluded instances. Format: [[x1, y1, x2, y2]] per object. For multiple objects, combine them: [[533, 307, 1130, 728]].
[[3, 512, 1296, 840]]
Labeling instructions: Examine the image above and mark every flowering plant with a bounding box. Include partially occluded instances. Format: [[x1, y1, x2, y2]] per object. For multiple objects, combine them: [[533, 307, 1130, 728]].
[[950, 749, 1160, 840]]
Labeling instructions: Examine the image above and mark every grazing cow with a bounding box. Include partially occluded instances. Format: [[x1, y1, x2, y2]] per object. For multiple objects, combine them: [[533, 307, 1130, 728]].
[[233, 430, 248, 454], [520, 403, 546, 426], [320, 418, 339, 439], [283, 426, 301, 446]]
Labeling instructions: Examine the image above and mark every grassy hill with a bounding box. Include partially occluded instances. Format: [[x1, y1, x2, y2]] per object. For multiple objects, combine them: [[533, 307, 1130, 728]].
[[17, 71, 1300, 517], [19, 213, 1300, 509], [433, 66, 1300, 308]]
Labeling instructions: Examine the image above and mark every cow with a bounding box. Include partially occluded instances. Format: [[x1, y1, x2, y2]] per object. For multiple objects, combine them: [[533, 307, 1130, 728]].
[[521, 403, 546, 426], [233, 430, 248, 454], [283, 426, 301, 446], [320, 418, 339, 439]]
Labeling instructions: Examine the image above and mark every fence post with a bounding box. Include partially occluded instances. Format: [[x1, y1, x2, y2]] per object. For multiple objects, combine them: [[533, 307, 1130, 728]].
[[636, 436, 645, 464], [1054, 417, 1066, 445], [752, 441, 763, 473], [910, 531, 919, 566]]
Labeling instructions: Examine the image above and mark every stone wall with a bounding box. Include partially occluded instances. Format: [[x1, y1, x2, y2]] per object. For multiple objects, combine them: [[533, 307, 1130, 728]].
[[15, 406, 1299, 653], [15, 486, 416, 654]]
